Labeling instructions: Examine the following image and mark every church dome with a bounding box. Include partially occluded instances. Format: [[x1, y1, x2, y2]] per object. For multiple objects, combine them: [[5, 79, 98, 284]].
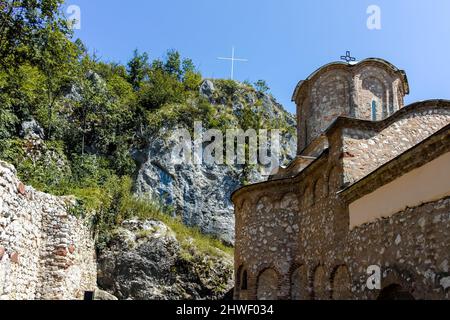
[[292, 58, 409, 154]]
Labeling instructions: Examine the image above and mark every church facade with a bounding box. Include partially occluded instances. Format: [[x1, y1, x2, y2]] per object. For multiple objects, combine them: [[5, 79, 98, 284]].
[[232, 58, 450, 300]]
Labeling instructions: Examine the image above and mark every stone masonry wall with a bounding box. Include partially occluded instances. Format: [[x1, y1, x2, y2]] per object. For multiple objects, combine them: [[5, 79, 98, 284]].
[[307, 70, 351, 145], [0, 161, 96, 300], [233, 102, 450, 300], [347, 196, 450, 300], [342, 105, 450, 185], [234, 154, 450, 300]]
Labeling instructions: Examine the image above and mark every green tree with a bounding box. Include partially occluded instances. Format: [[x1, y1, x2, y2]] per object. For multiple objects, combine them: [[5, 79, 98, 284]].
[[182, 58, 202, 91], [164, 49, 182, 79], [254, 80, 270, 93], [68, 57, 112, 155], [127, 49, 149, 90], [34, 25, 80, 139], [0, 0, 70, 71], [139, 67, 185, 110]]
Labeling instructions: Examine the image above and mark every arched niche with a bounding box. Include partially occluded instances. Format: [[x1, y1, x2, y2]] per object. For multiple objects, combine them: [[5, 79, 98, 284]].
[[331, 265, 352, 300], [257, 268, 279, 300]]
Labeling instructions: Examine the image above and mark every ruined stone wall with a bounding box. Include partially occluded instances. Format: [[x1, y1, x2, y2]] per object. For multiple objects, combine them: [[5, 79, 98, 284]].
[[342, 104, 450, 185], [0, 161, 97, 300]]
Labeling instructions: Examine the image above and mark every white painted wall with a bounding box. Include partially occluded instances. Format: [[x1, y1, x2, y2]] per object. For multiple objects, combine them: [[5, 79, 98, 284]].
[[349, 152, 450, 229]]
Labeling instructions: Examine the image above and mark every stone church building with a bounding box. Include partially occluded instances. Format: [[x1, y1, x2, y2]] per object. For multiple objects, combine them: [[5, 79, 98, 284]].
[[232, 58, 450, 300]]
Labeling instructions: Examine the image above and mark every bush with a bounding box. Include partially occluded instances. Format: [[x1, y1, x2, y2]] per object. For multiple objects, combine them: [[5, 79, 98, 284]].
[[215, 79, 239, 96], [91, 175, 233, 256], [139, 68, 185, 110], [0, 138, 71, 194]]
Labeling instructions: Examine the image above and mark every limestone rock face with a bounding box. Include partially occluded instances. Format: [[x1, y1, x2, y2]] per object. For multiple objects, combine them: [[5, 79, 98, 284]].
[[20, 119, 45, 140], [135, 80, 297, 244], [199, 79, 215, 99], [97, 219, 234, 300], [94, 289, 118, 300]]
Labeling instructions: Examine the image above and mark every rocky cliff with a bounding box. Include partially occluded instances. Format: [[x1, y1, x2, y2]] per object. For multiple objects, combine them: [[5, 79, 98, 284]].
[[97, 219, 234, 300], [134, 80, 297, 244], [0, 76, 296, 300]]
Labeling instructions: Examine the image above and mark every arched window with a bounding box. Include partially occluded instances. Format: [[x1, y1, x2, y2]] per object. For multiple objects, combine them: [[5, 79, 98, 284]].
[[371, 101, 377, 121], [241, 270, 248, 290]]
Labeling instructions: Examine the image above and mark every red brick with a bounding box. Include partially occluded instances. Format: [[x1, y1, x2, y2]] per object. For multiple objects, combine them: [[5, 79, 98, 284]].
[[0, 246, 5, 260], [55, 247, 67, 257], [17, 182, 26, 195], [10, 252, 19, 264]]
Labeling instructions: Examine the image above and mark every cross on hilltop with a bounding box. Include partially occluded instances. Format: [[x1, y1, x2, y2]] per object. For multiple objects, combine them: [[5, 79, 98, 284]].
[[218, 47, 248, 80]]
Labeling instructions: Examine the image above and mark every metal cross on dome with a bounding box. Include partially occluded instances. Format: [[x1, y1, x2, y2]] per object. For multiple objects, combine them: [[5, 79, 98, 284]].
[[340, 51, 356, 63]]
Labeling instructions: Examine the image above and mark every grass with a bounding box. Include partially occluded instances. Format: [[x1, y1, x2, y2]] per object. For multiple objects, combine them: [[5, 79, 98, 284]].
[[118, 194, 234, 257]]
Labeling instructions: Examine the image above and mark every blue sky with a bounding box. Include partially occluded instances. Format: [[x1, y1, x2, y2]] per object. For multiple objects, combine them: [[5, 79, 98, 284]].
[[67, 0, 450, 113]]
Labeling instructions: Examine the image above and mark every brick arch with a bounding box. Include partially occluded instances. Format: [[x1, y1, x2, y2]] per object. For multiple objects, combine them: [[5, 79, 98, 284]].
[[330, 265, 352, 300], [380, 267, 416, 299], [236, 264, 249, 291], [236, 198, 253, 227], [290, 264, 310, 300], [312, 265, 329, 300], [256, 267, 280, 300]]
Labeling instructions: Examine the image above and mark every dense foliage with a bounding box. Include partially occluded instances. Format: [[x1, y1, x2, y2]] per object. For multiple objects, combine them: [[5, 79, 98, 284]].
[[0, 1, 282, 250]]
